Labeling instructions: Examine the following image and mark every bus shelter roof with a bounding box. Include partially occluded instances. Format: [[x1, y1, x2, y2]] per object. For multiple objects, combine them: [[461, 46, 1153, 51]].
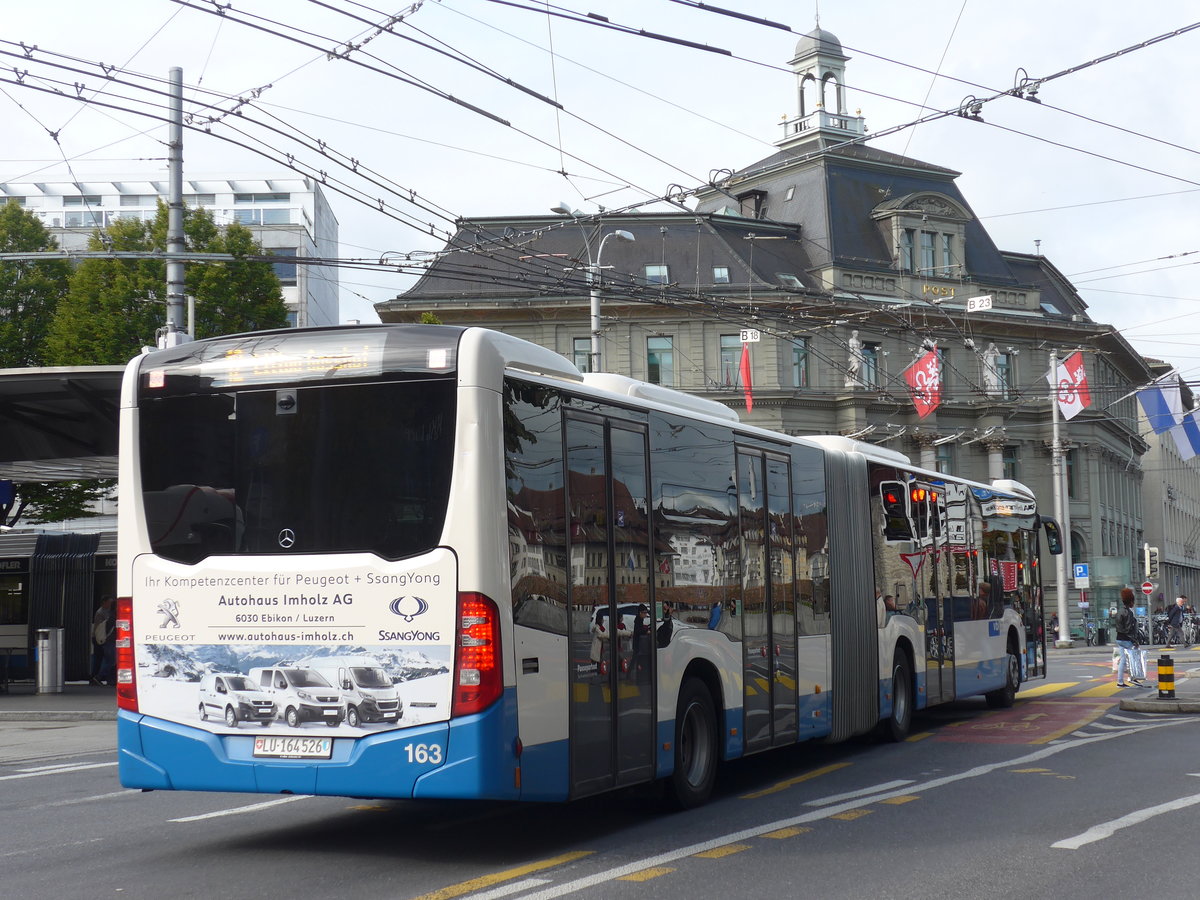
[[0, 365, 124, 482]]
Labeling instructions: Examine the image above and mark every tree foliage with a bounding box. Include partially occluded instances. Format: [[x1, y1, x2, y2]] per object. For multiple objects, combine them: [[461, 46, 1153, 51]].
[[1, 479, 115, 528], [0, 202, 71, 367], [44, 202, 288, 365]]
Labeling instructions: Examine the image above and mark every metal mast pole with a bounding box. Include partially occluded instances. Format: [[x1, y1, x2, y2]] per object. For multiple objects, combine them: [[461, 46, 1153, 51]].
[[1050, 349, 1073, 646], [162, 66, 187, 347]]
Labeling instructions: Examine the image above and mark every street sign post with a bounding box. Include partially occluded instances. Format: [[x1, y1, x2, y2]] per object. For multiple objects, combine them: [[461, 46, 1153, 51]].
[[1073, 563, 1089, 589]]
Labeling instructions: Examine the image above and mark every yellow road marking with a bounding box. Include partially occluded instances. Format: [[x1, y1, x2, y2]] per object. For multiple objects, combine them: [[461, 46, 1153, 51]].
[[831, 809, 873, 821], [1031, 704, 1112, 744], [1017, 682, 1079, 698], [762, 826, 812, 839], [879, 795, 918, 805], [905, 731, 934, 742], [741, 761, 852, 799], [1011, 768, 1051, 773], [694, 844, 752, 859], [619, 867, 675, 882], [1078, 682, 1123, 698], [409, 850, 595, 900]]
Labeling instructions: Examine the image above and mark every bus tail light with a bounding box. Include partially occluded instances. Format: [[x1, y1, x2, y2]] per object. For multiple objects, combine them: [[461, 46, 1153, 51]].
[[116, 596, 138, 712], [453, 592, 502, 717]]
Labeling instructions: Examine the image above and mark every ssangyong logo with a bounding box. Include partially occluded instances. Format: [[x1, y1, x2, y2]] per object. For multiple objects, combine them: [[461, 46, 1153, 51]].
[[389, 595, 430, 622]]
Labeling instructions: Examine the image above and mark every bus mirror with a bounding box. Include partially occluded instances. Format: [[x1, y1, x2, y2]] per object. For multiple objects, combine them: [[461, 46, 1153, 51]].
[[1041, 517, 1063, 555]]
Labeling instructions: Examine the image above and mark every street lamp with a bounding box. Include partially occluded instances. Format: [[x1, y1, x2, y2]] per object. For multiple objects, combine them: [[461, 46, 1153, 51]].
[[551, 202, 635, 373]]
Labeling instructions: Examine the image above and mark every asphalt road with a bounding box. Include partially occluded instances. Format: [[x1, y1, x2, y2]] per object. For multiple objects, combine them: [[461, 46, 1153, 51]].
[[4, 654, 1199, 900]]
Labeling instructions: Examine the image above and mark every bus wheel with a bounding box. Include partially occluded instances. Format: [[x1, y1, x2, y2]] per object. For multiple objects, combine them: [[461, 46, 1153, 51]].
[[346, 705, 360, 728], [884, 655, 913, 742], [667, 678, 718, 809], [986, 649, 1020, 709]]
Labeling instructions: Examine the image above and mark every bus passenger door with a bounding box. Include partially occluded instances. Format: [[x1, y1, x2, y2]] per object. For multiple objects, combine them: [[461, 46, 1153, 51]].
[[738, 449, 797, 753], [565, 414, 654, 798]]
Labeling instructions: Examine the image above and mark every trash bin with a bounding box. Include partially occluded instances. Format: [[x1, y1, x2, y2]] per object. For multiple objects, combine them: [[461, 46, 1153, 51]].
[[35, 627, 64, 693], [1096, 627, 1107, 646]]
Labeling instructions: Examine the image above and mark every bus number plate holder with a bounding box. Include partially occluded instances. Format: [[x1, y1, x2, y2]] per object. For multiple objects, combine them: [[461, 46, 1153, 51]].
[[253, 736, 333, 759]]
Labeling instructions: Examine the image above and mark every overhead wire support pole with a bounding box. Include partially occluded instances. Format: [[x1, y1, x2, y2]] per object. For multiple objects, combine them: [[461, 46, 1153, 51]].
[[162, 66, 188, 348], [1050, 348, 1074, 647]]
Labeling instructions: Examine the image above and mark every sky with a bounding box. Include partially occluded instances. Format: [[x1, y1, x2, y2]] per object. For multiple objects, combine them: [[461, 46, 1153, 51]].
[[4, 1, 1200, 378]]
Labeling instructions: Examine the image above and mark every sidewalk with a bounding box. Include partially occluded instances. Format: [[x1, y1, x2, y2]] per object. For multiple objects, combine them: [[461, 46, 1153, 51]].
[[2, 647, 1199, 722]]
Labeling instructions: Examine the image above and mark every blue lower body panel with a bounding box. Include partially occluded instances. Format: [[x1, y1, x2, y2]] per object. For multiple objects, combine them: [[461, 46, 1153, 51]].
[[118, 688, 521, 800]]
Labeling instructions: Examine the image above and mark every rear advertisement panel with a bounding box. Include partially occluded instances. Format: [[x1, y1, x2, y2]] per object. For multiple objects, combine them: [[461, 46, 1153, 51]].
[[130, 549, 456, 739]]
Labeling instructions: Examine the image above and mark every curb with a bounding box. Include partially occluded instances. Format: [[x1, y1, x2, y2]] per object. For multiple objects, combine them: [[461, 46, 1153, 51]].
[[0, 710, 117, 722], [1118, 697, 1200, 714]]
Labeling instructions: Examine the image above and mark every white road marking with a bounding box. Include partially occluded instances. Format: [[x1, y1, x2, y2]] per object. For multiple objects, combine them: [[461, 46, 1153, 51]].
[[169, 794, 311, 822], [803, 780, 914, 806], [46, 789, 133, 807], [0, 762, 116, 781], [469, 879, 553, 900], [1053, 790, 1200, 849]]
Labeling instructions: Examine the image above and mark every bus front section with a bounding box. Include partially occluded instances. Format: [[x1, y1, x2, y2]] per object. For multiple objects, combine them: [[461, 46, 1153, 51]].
[[116, 326, 513, 800]]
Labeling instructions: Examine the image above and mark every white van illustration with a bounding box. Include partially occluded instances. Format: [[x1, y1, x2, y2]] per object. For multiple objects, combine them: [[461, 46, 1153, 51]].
[[249, 666, 344, 728], [198, 673, 276, 728], [296, 655, 403, 727]]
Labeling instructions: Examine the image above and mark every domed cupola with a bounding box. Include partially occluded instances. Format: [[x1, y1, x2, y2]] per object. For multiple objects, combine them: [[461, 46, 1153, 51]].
[[778, 24, 865, 150]]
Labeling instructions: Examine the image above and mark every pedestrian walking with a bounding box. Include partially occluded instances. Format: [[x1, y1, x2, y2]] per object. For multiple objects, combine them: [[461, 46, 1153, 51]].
[[1166, 595, 1187, 649], [90, 597, 114, 685], [1114, 588, 1146, 687]]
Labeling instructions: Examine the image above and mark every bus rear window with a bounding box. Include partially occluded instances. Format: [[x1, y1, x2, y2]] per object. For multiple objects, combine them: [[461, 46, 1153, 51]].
[[138, 379, 455, 563]]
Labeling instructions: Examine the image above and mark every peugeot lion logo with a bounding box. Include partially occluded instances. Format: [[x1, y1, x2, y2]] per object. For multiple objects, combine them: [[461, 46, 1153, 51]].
[[278, 528, 296, 549], [389, 596, 430, 622]]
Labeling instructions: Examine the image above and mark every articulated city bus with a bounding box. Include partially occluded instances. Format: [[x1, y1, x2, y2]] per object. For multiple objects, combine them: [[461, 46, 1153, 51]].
[[115, 325, 1060, 807]]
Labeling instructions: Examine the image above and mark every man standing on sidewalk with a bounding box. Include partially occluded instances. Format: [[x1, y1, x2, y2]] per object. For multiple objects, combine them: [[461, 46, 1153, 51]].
[[1165, 595, 1187, 650]]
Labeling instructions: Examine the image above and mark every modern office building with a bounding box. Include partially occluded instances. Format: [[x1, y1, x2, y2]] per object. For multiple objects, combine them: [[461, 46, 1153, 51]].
[[0, 175, 339, 327]]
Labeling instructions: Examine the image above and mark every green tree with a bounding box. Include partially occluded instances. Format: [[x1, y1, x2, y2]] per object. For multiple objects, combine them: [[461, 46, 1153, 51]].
[[1, 480, 115, 529], [0, 201, 71, 366], [44, 202, 288, 365]]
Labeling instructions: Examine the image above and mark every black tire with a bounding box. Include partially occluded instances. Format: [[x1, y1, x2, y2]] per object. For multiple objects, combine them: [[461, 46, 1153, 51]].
[[986, 648, 1020, 709], [884, 654, 913, 742], [667, 678, 718, 809], [224, 705, 239, 728], [285, 706, 300, 728], [326, 717, 341, 728], [198, 702, 207, 721], [346, 705, 360, 728]]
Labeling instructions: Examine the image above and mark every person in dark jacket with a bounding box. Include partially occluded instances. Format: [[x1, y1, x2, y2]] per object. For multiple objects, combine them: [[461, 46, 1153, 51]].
[[1165, 596, 1187, 649], [1114, 588, 1146, 687]]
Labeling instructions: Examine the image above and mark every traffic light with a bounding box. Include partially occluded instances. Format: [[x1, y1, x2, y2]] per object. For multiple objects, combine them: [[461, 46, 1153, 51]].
[[1144, 543, 1160, 580]]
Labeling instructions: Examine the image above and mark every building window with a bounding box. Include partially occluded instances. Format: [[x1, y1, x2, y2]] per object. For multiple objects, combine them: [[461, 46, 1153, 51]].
[[919, 231, 936, 273], [2, 196, 25, 206], [270, 248, 297, 284], [941, 233, 954, 271], [644, 264, 669, 285], [713, 266, 730, 284], [996, 352, 1013, 399], [65, 210, 106, 227], [861, 342, 880, 389], [261, 208, 292, 225], [184, 193, 217, 206], [935, 444, 954, 475], [234, 209, 261, 225], [792, 339, 809, 388], [62, 195, 102, 207], [573, 337, 591, 373], [648, 337, 674, 385], [719, 335, 742, 386], [234, 192, 289, 203], [1002, 446, 1019, 481], [900, 229, 915, 273], [1066, 449, 1078, 499]]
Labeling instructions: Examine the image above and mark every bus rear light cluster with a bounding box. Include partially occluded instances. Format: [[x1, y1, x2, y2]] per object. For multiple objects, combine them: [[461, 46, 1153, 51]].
[[115, 596, 138, 712], [452, 592, 502, 717]]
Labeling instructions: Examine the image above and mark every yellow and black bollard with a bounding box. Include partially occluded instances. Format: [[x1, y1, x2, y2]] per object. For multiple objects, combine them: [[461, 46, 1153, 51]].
[[1158, 654, 1175, 699]]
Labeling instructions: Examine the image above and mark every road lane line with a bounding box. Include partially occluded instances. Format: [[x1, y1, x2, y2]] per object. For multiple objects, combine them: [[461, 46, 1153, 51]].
[[512, 718, 1197, 900], [1016, 682, 1079, 698], [740, 761, 851, 799], [468, 879, 552, 900], [0, 762, 116, 781], [169, 795, 311, 822], [803, 779, 913, 806], [1053, 791, 1200, 849], [409, 851, 595, 900], [46, 789, 134, 807]]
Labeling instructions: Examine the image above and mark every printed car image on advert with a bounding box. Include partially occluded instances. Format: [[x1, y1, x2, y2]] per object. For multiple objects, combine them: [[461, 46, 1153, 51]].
[[130, 548, 456, 739]]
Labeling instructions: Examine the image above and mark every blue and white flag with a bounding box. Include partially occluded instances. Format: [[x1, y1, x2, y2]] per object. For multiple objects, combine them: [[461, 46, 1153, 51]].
[[1137, 374, 1183, 434], [1169, 410, 1200, 461]]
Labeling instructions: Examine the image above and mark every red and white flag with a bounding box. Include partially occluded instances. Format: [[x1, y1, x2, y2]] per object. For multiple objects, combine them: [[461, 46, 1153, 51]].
[[739, 343, 753, 412], [903, 349, 941, 419], [1047, 350, 1090, 420]]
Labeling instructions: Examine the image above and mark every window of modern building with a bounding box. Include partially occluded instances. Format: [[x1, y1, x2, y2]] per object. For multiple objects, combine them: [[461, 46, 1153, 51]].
[[120, 194, 157, 207], [572, 337, 591, 372], [184, 193, 217, 206], [648, 336, 674, 385], [64, 210, 106, 227], [792, 338, 809, 388], [861, 342, 880, 388], [713, 266, 730, 284], [234, 192, 289, 203], [644, 264, 669, 285], [270, 248, 297, 284], [261, 208, 292, 225], [2, 196, 25, 206], [62, 195, 102, 207], [234, 209, 261, 225], [719, 334, 741, 386]]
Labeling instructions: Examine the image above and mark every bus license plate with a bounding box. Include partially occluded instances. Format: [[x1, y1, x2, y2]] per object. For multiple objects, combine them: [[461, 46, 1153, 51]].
[[253, 736, 333, 759]]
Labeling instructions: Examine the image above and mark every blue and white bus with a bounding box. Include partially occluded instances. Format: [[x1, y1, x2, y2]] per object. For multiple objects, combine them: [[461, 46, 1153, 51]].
[[115, 325, 1061, 807]]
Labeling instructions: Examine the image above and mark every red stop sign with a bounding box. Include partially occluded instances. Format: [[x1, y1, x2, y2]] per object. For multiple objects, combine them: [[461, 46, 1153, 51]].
[[1142, 581, 1155, 595]]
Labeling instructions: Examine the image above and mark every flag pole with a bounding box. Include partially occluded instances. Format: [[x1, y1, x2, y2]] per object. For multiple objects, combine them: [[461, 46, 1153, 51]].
[[1050, 348, 1074, 647]]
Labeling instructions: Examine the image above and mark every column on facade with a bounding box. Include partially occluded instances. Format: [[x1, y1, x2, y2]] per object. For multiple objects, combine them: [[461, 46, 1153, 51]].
[[980, 435, 1007, 483], [910, 431, 943, 472]]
